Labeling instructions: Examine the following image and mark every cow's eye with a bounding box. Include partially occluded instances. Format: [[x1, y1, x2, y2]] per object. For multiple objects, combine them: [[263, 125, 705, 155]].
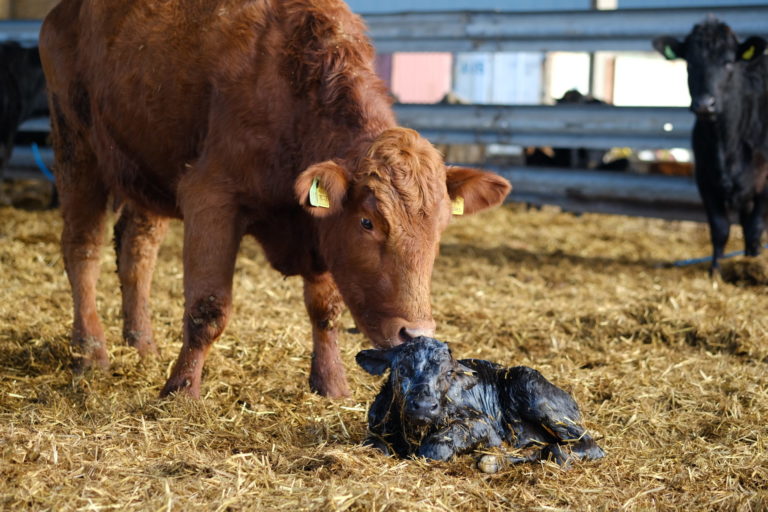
[[361, 218, 374, 230]]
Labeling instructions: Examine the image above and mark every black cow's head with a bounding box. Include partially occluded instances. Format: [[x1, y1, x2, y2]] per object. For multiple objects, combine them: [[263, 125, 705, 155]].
[[654, 18, 766, 118], [356, 337, 477, 426]]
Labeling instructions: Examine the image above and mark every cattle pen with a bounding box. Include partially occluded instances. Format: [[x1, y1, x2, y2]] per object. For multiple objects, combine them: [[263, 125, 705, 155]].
[[2, 203, 767, 510], [2, 1, 768, 511]]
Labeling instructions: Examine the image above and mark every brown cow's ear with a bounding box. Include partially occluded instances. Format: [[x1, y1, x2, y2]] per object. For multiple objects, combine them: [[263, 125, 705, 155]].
[[445, 166, 511, 216], [653, 36, 685, 60], [295, 160, 350, 217]]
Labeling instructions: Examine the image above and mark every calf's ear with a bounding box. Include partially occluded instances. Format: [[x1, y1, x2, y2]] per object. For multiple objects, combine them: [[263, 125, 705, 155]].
[[445, 166, 511, 216], [355, 349, 394, 376], [653, 36, 685, 60], [454, 363, 478, 391], [295, 160, 350, 218], [738, 36, 767, 62]]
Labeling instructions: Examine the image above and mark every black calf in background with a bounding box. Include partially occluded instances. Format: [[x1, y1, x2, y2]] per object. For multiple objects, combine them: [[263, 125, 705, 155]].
[[655, 19, 768, 274]]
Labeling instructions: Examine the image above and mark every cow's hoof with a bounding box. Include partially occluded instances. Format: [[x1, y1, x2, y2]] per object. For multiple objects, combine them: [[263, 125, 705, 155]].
[[363, 437, 391, 456], [71, 337, 110, 373], [309, 374, 351, 399], [477, 454, 501, 473], [124, 331, 160, 359], [417, 443, 454, 461], [72, 354, 110, 373], [160, 376, 200, 398]]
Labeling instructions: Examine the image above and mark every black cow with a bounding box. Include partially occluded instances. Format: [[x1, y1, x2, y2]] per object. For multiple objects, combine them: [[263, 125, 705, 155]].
[[524, 89, 629, 171], [654, 19, 768, 274], [356, 337, 605, 468], [0, 42, 47, 193]]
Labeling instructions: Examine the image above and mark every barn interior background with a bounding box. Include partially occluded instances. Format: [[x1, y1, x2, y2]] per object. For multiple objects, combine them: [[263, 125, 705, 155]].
[[1, 1, 767, 510], [3, 0, 768, 219]]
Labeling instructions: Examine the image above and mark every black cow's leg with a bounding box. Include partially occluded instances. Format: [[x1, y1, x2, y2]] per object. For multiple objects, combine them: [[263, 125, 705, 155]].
[[161, 182, 243, 398], [303, 272, 350, 398], [703, 203, 730, 275], [114, 204, 169, 358], [741, 190, 767, 257]]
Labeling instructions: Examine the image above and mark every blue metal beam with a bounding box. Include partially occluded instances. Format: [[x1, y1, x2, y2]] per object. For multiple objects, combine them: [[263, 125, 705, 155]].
[[394, 104, 693, 150]]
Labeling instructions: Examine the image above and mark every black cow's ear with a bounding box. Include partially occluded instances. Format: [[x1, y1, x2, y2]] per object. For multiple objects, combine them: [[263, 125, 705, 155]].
[[454, 363, 478, 391], [653, 36, 685, 60], [355, 349, 393, 376], [738, 36, 767, 62]]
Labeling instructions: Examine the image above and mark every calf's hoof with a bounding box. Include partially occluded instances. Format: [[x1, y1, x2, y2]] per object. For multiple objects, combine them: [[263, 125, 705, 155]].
[[417, 442, 454, 461]]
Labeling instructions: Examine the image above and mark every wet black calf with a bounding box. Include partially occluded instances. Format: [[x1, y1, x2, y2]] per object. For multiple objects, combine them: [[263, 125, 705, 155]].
[[356, 337, 604, 466], [654, 18, 768, 274]]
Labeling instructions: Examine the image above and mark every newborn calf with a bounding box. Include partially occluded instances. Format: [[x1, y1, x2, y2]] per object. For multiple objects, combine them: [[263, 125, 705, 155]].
[[356, 337, 604, 467]]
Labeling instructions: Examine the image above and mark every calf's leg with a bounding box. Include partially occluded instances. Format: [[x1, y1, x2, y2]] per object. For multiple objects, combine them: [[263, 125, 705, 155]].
[[303, 272, 350, 398], [114, 204, 169, 358], [418, 416, 501, 461], [160, 189, 242, 398]]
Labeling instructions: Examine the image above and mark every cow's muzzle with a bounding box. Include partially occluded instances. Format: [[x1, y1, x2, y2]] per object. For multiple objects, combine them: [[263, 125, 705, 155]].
[[404, 393, 440, 424], [690, 95, 717, 118]]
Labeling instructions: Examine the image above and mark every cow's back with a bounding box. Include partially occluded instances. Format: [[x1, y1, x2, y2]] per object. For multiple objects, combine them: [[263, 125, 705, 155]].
[[40, 0, 379, 215]]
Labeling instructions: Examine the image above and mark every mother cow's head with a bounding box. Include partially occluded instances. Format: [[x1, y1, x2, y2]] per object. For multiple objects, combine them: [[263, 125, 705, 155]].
[[296, 127, 511, 347]]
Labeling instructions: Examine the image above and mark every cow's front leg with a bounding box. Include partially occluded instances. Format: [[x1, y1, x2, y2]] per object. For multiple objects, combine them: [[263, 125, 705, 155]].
[[696, 189, 731, 276], [303, 272, 350, 398], [160, 194, 243, 398], [418, 416, 500, 461]]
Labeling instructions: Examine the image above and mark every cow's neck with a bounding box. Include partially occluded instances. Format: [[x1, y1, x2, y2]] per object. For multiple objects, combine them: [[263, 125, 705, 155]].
[[297, 95, 396, 169], [717, 60, 767, 164]]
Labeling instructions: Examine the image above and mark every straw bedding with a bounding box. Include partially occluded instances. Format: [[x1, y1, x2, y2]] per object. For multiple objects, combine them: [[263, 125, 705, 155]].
[[1, 201, 766, 511]]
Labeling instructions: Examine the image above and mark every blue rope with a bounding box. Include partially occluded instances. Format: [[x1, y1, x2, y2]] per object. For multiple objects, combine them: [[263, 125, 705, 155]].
[[31, 142, 56, 183], [672, 244, 768, 267]]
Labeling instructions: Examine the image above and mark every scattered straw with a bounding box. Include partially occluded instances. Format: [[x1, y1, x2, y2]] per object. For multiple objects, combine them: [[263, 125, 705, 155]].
[[1, 202, 766, 511]]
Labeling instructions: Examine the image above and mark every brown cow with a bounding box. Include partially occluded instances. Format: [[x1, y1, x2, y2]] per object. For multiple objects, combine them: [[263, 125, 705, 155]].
[[39, 0, 511, 399]]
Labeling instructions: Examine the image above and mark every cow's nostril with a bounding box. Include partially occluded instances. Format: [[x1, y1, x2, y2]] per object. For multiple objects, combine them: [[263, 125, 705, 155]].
[[408, 397, 439, 416], [399, 326, 435, 343]]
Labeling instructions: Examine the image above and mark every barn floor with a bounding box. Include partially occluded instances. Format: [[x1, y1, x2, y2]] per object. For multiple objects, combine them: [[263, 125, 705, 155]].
[[1, 202, 766, 511]]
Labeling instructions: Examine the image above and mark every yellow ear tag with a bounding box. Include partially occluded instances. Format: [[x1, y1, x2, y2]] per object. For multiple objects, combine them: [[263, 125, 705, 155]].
[[451, 196, 464, 215], [742, 45, 755, 61], [309, 177, 330, 208]]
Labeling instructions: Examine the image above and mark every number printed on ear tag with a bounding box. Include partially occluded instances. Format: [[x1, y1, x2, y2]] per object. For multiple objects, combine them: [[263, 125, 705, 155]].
[[451, 196, 464, 215], [309, 177, 330, 208]]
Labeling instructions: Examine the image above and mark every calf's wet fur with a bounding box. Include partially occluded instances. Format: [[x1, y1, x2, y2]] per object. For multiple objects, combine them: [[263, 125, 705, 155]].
[[356, 337, 604, 469]]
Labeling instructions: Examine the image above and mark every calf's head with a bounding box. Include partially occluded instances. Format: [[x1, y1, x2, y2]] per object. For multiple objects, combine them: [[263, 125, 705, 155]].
[[356, 337, 477, 425], [296, 128, 510, 347], [654, 18, 766, 118]]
